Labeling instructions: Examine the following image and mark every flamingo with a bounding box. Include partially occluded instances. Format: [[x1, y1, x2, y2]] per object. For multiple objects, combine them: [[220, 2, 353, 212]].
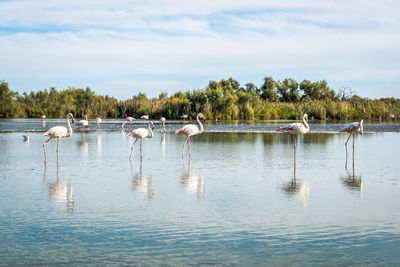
[[160, 117, 166, 133], [276, 113, 310, 179], [42, 113, 74, 166], [340, 119, 363, 168], [96, 117, 102, 129], [41, 115, 46, 120], [175, 113, 205, 158], [76, 115, 89, 129], [140, 115, 149, 120], [122, 116, 135, 129], [127, 121, 154, 160], [181, 114, 188, 123]]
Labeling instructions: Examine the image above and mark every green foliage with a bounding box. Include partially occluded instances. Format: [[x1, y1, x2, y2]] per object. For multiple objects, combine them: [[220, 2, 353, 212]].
[[1, 77, 399, 121], [260, 77, 278, 101], [0, 81, 17, 118], [276, 78, 300, 102], [300, 80, 336, 101]]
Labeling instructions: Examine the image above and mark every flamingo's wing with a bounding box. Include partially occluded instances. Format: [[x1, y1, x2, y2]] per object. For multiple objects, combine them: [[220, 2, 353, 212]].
[[277, 123, 303, 134], [78, 120, 89, 126], [176, 124, 199, 135], [340, 122, 359, 132], [129, 128, 148, 138], [43, 126, 68, 137]]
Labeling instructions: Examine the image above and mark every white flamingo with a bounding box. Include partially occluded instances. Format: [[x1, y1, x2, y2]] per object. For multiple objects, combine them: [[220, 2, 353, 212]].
[[181, 114, 188, 123], [340, 119, 363, 167], [122, 116, 135, 129], [276, 114, 309, 179], [175, 113, 205, 158], [42, 113, 74, 166], [76, 115, 89, 128], [127, 121, 154, 160], [140, 115, 149, 120], [160, 117, 166, 133]]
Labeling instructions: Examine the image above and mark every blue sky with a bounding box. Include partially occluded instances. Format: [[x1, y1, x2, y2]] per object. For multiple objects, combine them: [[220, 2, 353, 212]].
[[1, 0, 399, 99]]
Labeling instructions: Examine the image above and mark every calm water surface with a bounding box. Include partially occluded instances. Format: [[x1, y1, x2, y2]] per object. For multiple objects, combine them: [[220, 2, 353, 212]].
[[0, 119, 400, 266]]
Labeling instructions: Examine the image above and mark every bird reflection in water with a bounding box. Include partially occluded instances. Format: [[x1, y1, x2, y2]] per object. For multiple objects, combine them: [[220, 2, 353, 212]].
[[79, 131, 89, 157], [43, 167, 74, 214], [161, 133, 166, 156], [181, 156, 205, 199], [341, 157, 362, 193], [130, 159, 154, 199], [281, 178, 309, 207], [96, 131, 102, 155], [42, 120, 46, 128]]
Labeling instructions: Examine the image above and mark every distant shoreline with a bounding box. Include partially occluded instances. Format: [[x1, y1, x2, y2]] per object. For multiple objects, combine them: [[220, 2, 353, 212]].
[[1, 79, 399, 121]]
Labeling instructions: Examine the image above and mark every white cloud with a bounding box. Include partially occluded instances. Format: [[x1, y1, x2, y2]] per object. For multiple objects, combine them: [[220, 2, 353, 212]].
[[0, 0, 399, 98]]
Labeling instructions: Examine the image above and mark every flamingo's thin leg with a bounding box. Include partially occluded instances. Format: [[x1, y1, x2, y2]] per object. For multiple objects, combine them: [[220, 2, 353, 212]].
[[140, 139, 143, 159], [129, 139, 138, 160], [182, 135, 190, 158], [43, 137, 52, 166], [56, 137, 61, 162], [345, 134, 351, 168], [188, 136, 191, 157], [292, 134, 296, 180], [352, 134, 355, 167]]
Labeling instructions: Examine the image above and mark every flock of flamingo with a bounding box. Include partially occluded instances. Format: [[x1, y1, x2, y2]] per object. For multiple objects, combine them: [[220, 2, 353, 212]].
[[40, 112, 364, 177]]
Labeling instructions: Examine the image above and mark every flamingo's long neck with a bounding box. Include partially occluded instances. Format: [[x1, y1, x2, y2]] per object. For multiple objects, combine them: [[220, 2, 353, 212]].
[[66, 114, 73, 137], [197, 114, 204, 133], [147, 123, 154, 138], [303, 115, 309, 131], [85, 115, 88, 121]]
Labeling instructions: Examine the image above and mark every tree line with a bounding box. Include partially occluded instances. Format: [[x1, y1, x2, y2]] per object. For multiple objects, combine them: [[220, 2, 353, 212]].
[[1, 77, 399, 120]]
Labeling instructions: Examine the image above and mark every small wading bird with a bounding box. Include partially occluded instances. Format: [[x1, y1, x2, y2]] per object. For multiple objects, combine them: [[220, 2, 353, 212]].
[[42, 113, 74, 166], [127, 121, 154, 160], [160, 117, 166, 133], [340, 119, 363, 168], [96, 117, 102, 125], [140, 115, 149, 120], [41, 115, 46, 120], [276, 114, 310, 179], [175, 113, 205, 158], [122, 117, 135, 129], [22, 135, 30, 142]]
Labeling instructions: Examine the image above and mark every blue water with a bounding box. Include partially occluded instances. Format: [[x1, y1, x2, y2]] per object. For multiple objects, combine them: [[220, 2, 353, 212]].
[[0, 119, 400, 266]]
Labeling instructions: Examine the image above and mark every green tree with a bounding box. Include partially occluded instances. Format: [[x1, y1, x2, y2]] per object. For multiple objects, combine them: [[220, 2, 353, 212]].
[[0, 81, 16, 117], [276, 78, 299, 102], [300, 80, 336, 101], [260, 77, 278, 101], [159, 92, 168, 99]]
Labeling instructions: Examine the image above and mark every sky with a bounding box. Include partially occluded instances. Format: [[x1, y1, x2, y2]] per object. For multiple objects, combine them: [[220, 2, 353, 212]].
[[1, 0, 399, 99]]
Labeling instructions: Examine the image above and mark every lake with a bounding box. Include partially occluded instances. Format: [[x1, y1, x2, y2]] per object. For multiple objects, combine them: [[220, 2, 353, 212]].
[[1, 118, 400, 266]]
